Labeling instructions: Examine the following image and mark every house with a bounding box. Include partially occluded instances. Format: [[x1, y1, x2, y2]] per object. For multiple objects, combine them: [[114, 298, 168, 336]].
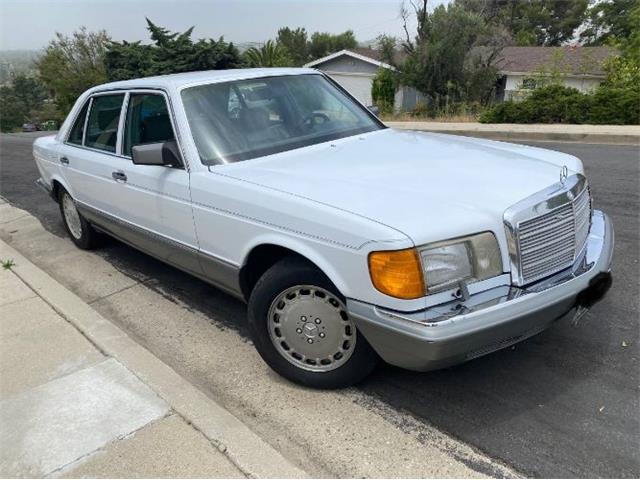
[[303, 48, 424, 111], [306, 46, 619, 111], [304, 48, 395, 107], [494, 46, 618, 101]]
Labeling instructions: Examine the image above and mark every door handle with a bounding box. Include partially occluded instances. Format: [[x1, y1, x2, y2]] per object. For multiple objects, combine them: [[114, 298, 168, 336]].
[[112, 170, 127, 182], [60, 156, 69, 165]]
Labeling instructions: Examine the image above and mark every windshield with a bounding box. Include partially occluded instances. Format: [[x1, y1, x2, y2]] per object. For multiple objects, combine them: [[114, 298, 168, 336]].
[[181, 74, 384, 164]]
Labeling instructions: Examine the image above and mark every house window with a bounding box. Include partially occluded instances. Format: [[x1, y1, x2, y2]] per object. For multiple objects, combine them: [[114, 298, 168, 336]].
[[521, 78, 537, 90]]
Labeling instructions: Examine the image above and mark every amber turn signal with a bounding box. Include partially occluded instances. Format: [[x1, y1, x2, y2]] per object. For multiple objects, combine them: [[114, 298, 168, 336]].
[[368, 248, 426, 299]]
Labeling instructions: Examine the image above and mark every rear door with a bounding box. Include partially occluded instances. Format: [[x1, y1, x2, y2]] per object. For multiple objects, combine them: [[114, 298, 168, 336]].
[[58, 92, 128, 218], [116, 90, 200, 273]]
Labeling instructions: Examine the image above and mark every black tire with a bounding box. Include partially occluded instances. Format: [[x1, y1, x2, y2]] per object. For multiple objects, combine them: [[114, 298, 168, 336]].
[[58, 188, 99, 250], [248, 256, 378, 389]]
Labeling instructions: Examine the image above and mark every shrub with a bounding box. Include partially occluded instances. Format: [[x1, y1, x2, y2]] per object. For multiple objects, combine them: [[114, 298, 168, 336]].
[[371, 68, 396, 114], [480, 85, 588, 123], [588, 86, 640, 124], [480, 56, 640, 125], [479, 84, 639, 124]]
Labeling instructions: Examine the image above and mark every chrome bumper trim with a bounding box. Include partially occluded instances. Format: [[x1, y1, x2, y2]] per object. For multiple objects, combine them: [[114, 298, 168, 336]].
[[347, 210, 614, 371]]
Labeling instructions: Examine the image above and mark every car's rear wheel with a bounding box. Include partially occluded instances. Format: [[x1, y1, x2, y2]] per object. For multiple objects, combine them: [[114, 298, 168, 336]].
[[58, 189, 98, 250], [248, 256, 378, 389]]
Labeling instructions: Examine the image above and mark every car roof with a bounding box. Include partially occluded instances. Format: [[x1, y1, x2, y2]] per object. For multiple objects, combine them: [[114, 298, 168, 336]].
[[88, 67, 321, 93]]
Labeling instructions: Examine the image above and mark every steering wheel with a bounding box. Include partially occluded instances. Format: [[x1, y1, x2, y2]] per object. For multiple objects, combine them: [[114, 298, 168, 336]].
[[299, 112, 331, 130]]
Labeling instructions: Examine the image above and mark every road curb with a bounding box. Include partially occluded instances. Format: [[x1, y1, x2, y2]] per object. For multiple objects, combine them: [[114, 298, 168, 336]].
[[386, 122, 640, 145], [0, 239, 307, 479]]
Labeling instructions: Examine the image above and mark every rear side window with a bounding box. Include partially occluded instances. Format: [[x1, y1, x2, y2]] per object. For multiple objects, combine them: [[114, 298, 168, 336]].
[[67, 100, 90, 145], [123, 93, 175, 157], [85, 94, 125, 153]]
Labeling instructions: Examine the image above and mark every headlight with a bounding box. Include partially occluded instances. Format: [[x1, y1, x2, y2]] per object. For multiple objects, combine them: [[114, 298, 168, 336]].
[[419, 232, 502, 293]]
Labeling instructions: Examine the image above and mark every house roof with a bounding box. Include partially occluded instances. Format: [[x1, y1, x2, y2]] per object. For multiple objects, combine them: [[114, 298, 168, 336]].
[[304, 49, 396, 70], [305, 45, 618, 77], [494, 46, 618, 77]]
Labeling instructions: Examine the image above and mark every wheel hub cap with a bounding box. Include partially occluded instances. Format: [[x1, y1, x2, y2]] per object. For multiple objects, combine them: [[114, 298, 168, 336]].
[[62, 194, 82, 240], [268, 285, 356, 372]]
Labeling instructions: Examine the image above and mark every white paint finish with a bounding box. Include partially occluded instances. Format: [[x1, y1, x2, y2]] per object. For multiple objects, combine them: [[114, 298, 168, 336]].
[[116, 91, 199, 249], [57, 142, 129, 218], [0, 358, 168, 477], [189, 166, 415, 310], [117, 163, 198, 247], [33, 69, 588, 313], [219, 128, 583, 253]]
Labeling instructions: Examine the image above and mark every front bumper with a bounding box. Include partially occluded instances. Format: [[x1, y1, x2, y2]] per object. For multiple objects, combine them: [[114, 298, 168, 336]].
[[347, 210, 614, 371]]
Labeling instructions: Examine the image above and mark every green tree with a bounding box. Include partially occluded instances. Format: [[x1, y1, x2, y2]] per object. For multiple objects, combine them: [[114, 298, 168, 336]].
[[401, 3, 491, 103], [371, 68, 397, 113], [308, 30, 357, 60], [37, 27, 110, 114], [399, 1, 509, 111], [0, 87, 23, 131], [105, 19, 244, 81], [0, 74, 48, 131], [581, 0, 640, 58], [12, 74, 47, 116], [457, 0, 589, 46], [376, 34, 398, 66], [244, 40, 291, 67], [276, 27, 309, 66]]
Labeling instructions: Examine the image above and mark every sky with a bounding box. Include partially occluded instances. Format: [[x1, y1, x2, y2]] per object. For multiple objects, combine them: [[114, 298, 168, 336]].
[[0, 0, 450, 51]]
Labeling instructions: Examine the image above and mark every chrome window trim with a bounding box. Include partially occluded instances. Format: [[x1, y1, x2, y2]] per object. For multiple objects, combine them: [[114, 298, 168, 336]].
[[504, 174, 588, 286], [64, 97, 91, 147], [81, 97, 92, 146], [62, 87, 189, 171], [119, 89, 187, 171], [83, 91, 126, 154], [116, 92, 130, 155]]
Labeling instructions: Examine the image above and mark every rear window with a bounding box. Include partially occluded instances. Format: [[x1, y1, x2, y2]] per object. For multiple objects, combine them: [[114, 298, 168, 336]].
[[85, 94, 125, 153]]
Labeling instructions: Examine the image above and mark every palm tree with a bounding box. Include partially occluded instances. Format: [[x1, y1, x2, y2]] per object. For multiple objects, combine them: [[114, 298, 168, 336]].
[[244, 40, 291, 67]]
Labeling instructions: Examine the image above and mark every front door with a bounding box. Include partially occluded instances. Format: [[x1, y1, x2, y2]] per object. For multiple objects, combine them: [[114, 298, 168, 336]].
[[116, 91, 200, 274]]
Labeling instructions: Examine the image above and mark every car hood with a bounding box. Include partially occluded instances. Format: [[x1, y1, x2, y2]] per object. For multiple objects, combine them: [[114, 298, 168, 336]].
[[215, 128, 584, 245]]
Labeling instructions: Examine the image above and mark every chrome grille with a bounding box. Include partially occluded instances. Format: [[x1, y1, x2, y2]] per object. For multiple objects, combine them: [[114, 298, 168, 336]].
[[511, 182, 591, 285]]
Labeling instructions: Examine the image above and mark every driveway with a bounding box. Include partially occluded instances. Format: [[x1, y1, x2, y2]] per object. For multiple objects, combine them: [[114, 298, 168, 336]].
[[1, 132, 638, 477]]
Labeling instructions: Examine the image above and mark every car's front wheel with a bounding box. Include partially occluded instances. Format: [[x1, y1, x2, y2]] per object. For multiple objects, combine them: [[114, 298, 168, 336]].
[[58, 188, 98, 250], [248, 257, 378, 389]]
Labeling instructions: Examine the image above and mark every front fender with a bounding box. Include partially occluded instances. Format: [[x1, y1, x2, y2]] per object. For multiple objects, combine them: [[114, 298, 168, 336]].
[[240, 232, 357, 298]]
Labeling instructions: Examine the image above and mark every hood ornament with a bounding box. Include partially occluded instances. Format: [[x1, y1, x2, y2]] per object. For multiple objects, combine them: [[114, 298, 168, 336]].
[[560, 165, 568, 185]]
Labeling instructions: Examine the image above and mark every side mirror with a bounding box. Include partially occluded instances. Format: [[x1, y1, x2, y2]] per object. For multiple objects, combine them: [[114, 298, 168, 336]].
[[131, 140, 182, 167], [367, 105, 380, 117]]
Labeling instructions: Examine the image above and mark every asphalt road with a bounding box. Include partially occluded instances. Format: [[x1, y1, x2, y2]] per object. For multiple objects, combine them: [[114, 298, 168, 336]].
[[1, 132, 639, 477]]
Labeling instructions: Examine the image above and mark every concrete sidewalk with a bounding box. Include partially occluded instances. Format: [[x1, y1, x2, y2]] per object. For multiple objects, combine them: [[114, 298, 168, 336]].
[[0, 239, 306, 478], [385, 121, 640, 145]]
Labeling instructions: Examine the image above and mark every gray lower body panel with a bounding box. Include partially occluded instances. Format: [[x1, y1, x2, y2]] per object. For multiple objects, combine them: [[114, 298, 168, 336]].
[[76, 202, 244, 300]]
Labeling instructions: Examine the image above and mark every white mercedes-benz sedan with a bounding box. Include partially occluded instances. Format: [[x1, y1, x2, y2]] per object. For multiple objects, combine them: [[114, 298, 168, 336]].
[[33, 68, 614, 388]]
